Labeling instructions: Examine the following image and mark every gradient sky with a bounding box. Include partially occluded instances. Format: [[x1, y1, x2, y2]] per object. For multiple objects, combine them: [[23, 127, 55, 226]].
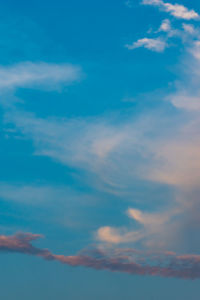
[[1, 0, 200, 299]]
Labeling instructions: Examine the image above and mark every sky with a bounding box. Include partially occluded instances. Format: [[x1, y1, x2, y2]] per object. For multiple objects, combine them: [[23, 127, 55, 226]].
[[1, 0, 200, 299]]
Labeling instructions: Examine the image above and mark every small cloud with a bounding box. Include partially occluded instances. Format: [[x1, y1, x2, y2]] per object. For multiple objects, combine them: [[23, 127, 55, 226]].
[[189, 40, 200, 60], [96, 226, 143, 244], [127, 208, 170, 226], [125, 37, 167, 52], [157, 19, 179, 38], [142, 0, 199, 20], [182, 23, 195, 34], [159, 19, 171, 32]]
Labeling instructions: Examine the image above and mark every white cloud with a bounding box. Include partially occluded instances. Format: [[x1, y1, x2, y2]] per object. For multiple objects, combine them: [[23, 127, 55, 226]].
[[127, 208, 169, 226], [158, 19, 180, 38], [0, 62, 82, 91], [167, 41, 200, 112], [169, 94, 200, 111], [159, 19, 171, 32], [96, 207, 178, 247], [182, 23, 195, 34], [97, 226, 144, 244], [163, 2, 199, 20], [189, 40, 200, 60], [142, 0, 199, 20], [125, 37, 167, 52]]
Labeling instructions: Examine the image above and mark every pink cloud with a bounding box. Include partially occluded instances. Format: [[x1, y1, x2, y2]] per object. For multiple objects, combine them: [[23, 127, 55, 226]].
[[1, 233, 200, 279]]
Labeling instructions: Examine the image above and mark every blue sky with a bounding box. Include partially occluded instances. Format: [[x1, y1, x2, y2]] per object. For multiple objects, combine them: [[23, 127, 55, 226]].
[[1, 0, 200, 299]]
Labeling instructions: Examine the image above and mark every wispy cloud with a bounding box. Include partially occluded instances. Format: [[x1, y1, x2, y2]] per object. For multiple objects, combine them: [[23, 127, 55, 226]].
[[0, 182, 101, 229], [0, 62, 82, 92], [182, 23, 195, 34], [142, 0, 199, 20], [1, 232, 200, 279], [96, 206, 178, 249], [125, 37, 167, 52], [167, 41, 200, 112], [126, 1, 200, 54]]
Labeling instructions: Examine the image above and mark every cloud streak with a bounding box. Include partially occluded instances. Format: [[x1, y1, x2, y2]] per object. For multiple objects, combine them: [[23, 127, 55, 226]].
[[0, 62, 82, 92], [142, 0, 199, 20], [1, 233, 200, 279], [125, 37, 167, 52]]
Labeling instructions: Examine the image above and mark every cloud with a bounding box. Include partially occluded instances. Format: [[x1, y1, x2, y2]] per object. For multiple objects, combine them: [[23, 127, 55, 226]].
[[97, 226, 144, 244], [3, 57, 200, 250], [96, 206, 178, 249], [158, 19, 171, 32], [125, 37, 167, 52], [1, 232, 200, 279], [0, 182, 103, 229], [0, 183, 81, 206], [0, 0, 200, 283], [0, 233, 53, 258], [0, 183, 59, 205], [182, 23, 195, 34], [126, 4, 200, 54], [0, 62, 82, 92], [127, 208, 169, 226], [167, 41, 200, 112], [142, 0, 199, 20], [2, 16, 200, 257], [3, 55, 200, 249], [3, 109, 132, 186], [189, 40, 200, 60]]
